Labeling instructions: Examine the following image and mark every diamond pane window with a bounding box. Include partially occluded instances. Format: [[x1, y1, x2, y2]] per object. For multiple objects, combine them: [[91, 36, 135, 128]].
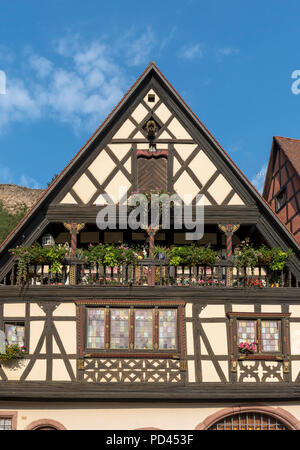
[[87, 308, 105, 349], [0, 418, 12, 430], [237, 320, 256, 345], [159, 309, 177, 350], [261, 320, 280, 352], [135, 309, 153, 350], [5, 324, 25, 347], [111, 309, 129, 349]]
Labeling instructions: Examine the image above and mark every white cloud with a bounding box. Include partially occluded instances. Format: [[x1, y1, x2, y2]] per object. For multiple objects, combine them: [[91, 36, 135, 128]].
[[159, 26, 177, 52], [0, 166, 13, 184], [251, 163, 267, 193], [0, 36, 127, 134], [178, 43, 205, 61], [0, 165, 41, 188], [0, 45, 15, 65], [0, 78, 41, 132], [123, 27, 156, 67], [28, 53, 53, 78], [0, 28, 180, 135], [19, 174, 42, 189], [215, 46, 239, 62]]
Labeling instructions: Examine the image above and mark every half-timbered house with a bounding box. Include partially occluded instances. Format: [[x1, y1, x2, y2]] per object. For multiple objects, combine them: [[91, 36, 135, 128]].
[[0, 63, 300, 430], [263, 136, 300, 245]]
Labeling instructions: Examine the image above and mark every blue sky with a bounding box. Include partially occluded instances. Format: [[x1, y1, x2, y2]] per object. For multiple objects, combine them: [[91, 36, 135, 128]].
[[0, 0, 300, 192]]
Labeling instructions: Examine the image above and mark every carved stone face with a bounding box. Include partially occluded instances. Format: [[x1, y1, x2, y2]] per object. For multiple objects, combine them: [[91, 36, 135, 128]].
[[146, 120, 157, 138]]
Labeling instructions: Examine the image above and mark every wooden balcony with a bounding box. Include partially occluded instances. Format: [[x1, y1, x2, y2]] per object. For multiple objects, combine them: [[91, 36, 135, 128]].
[[1, 258, 299, 288]]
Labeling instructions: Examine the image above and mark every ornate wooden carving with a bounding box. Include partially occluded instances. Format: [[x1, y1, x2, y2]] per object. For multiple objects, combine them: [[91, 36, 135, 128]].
[[238, 360, 284, 383], [82, 358, 184, 383]]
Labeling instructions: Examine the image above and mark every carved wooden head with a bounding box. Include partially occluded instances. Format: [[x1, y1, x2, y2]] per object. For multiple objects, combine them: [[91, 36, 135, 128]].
[[146, 119, 157, 138]]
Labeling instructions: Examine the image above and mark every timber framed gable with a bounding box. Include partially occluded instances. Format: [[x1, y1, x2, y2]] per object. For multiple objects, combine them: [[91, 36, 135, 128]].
[[0, 63, 300, 282]]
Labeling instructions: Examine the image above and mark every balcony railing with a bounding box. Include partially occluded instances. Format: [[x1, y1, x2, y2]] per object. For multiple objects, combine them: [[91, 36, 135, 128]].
[[1, 258, 299, 288]]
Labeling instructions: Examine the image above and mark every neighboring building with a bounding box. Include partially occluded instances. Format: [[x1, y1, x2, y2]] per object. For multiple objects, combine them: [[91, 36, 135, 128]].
[[0, 63, 300, 430], [263, 136, 300, 244]]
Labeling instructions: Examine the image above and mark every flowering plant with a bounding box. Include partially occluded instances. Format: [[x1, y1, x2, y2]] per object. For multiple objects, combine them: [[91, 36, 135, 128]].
[[9, 243, 67, 284], [84, 244, 138, 267], [246, 277, 265, 289], [238, 342, 257, 355], [234, 241, 293, 271], [197, 279, 225, 287], [0, 344, 27, 361], [234, 240, 258, 268], [168, 245, 218, 267]]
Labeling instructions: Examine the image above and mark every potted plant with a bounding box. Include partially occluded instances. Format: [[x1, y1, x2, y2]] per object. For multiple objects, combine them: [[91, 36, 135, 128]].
[[257, 244, 272, 266], [234, 241, 258, 268], [269, 248, 293, 271], [238, 342, 257, 355], [246, 277, 265, 289], [0, 344, 27, 362], [153, 245, 169, 260]]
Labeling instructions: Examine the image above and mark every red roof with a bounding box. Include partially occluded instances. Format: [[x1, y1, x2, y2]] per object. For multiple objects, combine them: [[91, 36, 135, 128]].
[[274, 136, 300, 175]]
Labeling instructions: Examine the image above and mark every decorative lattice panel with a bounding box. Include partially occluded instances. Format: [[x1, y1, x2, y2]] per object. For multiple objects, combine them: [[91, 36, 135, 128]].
[[237, 361, 283, 382], [83, 359, 184, 383]]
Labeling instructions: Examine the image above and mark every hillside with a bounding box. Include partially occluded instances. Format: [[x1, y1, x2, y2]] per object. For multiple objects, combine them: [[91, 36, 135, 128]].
[[0, 184, 45, 214], [0, 184, 45, 245]]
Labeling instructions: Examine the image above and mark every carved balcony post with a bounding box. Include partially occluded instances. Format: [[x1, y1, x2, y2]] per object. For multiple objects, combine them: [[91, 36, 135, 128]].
[[64, 222, 85, 285], [146, 227, 158, 286], [218, 224, 240, 287]]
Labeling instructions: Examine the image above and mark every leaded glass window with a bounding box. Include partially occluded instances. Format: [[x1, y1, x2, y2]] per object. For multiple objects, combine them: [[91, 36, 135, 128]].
[[159, 309, 177, 349], [87, 308, 105, 349], [84, 306, 180, 353], [0, 418, 12, 430], [237, 320, 256, 345], [5, 323, 25, 347], [261, 320, 280, 352], [135, 309, 153, 350], [234, 317, 282, 355], [110, 309, 129, 349]]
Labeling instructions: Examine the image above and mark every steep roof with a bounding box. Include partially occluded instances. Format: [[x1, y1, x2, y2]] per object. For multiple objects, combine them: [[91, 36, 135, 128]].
[[0, 63, 299, 276], [274, 136, 300, 175], [262, 136, 300, 201]]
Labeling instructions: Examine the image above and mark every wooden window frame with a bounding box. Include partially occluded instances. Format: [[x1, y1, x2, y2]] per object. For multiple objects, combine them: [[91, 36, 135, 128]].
[[4, 321, 26, 348], [227, 312, 290, 361], [0, 412, 17, 430], [77, 300, 186, 359], [275, 187, 287, 213], [148, 94, 155, 102]]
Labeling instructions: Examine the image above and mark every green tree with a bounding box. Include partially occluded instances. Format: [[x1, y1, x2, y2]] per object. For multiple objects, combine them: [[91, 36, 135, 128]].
[[47, 173, 59, 187], [0, 201, 28, 245]]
